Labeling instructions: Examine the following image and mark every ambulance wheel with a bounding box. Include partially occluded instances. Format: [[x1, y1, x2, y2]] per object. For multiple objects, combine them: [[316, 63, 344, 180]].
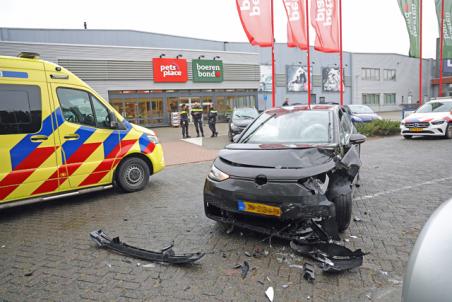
[[403, 135, 412, 139], [116, 157, 150, 192]]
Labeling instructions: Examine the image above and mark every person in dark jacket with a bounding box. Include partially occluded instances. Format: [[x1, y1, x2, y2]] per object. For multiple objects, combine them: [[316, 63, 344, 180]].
[[180, 104, 190, 139], [208, 105, 218, 137], [191, 103, 204, 137]]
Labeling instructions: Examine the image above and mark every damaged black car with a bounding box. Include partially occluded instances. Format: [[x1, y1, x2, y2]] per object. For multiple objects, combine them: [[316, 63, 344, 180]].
[[204, 105, 366, 236]]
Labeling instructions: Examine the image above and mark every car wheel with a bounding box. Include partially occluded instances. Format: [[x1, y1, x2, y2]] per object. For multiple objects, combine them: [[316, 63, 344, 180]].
[[445, 123, 452, 139], [403, 135, 412, 139], [116, 157, 150, 192], [333, 193, 353, 232]]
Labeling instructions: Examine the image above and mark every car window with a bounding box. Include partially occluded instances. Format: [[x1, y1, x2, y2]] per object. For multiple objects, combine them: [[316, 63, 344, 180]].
[[233, 108, 258, 120], [340, 113, 353, 144], [243, 111, 332, 144], [91, 95, 111, 128], [57, 88, 95, 127], [349, 105, 374, 114], [0, 84, 42, 134], [417, 102, 452, 113]]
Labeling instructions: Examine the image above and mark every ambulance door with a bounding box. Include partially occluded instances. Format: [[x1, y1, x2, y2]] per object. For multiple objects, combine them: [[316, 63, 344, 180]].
[[51, 85, 121, 189], [0, 80, 60, 202]]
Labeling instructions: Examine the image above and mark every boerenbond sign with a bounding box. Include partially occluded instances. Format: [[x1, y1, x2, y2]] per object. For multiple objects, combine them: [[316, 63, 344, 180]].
[[192, 59, 223, 83]]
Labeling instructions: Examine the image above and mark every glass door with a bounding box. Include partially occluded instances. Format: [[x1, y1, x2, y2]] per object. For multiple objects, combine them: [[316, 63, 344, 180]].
[[136, 97, 148, 126], [148, 98, 163, 125], [124, 99, 138, 124]]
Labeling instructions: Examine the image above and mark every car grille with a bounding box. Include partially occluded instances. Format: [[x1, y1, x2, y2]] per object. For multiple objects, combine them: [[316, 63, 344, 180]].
[[405, 122, 429, 128]]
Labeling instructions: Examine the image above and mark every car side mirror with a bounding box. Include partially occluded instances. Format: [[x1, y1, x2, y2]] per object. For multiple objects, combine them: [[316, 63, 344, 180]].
[[233, 134, 240, 143], [350, 133, 366, 145]]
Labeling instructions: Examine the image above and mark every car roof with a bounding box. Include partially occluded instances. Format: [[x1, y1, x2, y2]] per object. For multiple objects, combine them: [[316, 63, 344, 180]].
[[427, 98, 452, 103], [265, 104, 339, 115]]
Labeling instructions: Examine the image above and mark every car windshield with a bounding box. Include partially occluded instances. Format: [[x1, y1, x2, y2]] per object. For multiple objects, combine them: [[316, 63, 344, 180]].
[[416, 102, 452, 113], [349, 105, 374, 114], [241, 110, 333, 144], [233, 108, 258, 120]]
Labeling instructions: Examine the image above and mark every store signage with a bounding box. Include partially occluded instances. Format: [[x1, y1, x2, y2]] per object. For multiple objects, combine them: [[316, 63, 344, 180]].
[[192, 59, 223, 83], [152, 58, 188, 82]]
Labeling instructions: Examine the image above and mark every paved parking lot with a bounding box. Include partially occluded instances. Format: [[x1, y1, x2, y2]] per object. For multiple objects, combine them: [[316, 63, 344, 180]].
[[0, 134, 451, 302]]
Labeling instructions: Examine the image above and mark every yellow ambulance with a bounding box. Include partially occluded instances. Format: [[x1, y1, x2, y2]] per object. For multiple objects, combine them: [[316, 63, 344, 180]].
[[0, 53, 165, 209]]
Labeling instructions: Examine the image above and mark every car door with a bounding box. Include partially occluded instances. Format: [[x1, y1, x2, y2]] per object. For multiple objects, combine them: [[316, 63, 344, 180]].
[[0, 82, 60, 202], [52, 85, 121, 189]]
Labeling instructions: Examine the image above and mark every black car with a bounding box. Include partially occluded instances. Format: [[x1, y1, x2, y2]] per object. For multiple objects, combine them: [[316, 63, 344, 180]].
[[228, 107, 259, 141], [204, 105, 366, 234]]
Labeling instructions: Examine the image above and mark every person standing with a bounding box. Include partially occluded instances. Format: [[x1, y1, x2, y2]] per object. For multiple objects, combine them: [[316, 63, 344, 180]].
[[180, 104, 190, 139], [191, 102, 204, 137], [282, 98, 289, 107], [208, 105, 218, 137]]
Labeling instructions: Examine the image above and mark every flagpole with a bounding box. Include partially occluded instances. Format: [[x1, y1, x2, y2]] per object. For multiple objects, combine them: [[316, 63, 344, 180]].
[[271, 0, 276, 108], [419, 0, 423, 105], [339, 0, 343, 106], [305, 0, 312, 108], [440, 0, 445, 97]]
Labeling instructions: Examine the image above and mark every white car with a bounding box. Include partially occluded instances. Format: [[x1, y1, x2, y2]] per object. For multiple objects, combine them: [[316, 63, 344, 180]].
[[400, 99, 452, 139]]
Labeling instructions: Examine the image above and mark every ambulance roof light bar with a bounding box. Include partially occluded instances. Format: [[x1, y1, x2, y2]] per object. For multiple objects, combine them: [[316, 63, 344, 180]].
[[18, 52, 40, 59]]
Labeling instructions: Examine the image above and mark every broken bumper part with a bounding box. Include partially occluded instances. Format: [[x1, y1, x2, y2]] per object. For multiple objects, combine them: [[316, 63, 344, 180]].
[[90, 230, 205, 264]]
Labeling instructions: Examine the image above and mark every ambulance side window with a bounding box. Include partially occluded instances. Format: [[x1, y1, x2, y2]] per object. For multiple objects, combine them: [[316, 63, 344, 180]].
[[57, 88, 96, 127], [0, 84, 42, 135], [90, 95, 111, 129]]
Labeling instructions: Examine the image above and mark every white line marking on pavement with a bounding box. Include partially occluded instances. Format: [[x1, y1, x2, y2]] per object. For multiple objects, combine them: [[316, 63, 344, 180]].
[[357, 176, 452, 200]]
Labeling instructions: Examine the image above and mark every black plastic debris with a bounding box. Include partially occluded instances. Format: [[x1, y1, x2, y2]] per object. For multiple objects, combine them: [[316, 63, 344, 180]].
[[241, 261, 250, 279], [90, 230, 204, 264], [290, 240, 366, 272], [303, 263, 316, 282]]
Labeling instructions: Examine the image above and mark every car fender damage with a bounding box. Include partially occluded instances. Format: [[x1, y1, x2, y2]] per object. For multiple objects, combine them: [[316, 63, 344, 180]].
[[90, 230, 205, 264]]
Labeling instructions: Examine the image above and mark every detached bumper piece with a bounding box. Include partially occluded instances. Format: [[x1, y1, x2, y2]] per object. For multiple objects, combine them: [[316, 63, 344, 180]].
[[90, 230, 205, 264], [290, 240, 365, 273]]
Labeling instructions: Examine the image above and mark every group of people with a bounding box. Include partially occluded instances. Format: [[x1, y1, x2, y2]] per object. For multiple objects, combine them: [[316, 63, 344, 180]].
[[179, 103, 218, 139]]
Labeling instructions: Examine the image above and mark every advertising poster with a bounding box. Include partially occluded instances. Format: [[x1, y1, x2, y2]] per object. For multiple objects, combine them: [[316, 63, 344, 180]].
[[322, 67, 343, 92], [287, 65, 311, 92], [259, 65, 272, 92]]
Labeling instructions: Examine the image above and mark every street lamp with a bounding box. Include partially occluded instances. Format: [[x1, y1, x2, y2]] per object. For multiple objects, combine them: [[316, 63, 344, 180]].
[[198, 55, 205, 60], [213, 56, 220, 60], [159, 54, 166, 58], [176, 54, 183, 59]]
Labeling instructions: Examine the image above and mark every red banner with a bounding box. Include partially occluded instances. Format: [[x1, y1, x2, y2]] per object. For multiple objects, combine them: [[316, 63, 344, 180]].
[[152, 58, 188, 83], [310, 0, 340, 53], [236, 0, 273, 47], [283, 0, 308, 50]]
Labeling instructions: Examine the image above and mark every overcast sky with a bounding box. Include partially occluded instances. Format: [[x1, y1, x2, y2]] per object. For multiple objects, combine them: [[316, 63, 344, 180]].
[[1, 0, 440, 58]]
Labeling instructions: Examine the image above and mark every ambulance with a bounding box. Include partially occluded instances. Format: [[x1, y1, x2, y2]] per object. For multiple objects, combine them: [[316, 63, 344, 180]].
[[0, 53, 165, 209]]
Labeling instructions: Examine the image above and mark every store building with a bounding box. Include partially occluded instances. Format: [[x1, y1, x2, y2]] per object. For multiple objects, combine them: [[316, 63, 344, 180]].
[[0, 28, 435, 126]]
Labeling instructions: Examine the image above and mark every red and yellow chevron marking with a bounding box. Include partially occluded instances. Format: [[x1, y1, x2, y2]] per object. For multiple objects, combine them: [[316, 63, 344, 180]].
[[79, 139, 137, 187], [0, 146, 58, 200], [32, 142, 101, 195]]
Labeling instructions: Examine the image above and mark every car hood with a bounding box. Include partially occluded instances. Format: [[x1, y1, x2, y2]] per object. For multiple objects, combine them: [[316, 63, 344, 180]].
[[215, 144, 337, 180], [232, 119, 253, 127], [403, 112, 452, 123], [353, 113, 380, 120], [130, 123, 154, 135]]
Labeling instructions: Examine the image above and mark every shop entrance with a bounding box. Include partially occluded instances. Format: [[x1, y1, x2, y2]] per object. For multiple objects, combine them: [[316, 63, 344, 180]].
[[108, 89, 258, 127]]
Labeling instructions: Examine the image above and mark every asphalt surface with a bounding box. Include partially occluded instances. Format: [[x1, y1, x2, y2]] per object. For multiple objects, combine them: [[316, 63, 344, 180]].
[[0, 135, 451, 301]]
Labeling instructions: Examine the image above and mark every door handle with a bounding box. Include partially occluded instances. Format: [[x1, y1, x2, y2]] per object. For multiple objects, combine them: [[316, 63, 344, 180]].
[[30, 135, 48, 142], [64, 134, 80, 140]]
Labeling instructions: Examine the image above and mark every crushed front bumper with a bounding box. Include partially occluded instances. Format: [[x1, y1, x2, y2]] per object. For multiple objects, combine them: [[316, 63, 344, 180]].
[[204, 176, 335, 235]]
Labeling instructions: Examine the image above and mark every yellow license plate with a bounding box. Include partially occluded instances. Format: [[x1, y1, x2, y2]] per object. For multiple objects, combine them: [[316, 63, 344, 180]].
[[238, 201, 281, 217], [410, 128, 423, 132]]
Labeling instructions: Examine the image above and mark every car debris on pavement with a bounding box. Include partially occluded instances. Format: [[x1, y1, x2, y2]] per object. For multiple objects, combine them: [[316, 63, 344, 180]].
[[303, 262, 316, 282], [265, 286, 274, 302], [90, 229, 205, 264]]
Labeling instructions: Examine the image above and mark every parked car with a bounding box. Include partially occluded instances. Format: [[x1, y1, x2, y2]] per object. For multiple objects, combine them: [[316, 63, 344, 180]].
[[228, 107, 259, 141], [402, 198, 452, 302], [204, 104, 366, 233], [347, 104, 382, 123], [400, 99, 452, 139], [0, 53, 165, 209]]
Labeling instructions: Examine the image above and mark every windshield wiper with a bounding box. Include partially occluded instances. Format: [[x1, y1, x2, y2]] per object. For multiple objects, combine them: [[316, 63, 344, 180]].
[[241, 113, 276, 143], [241, 115, 256, 119]]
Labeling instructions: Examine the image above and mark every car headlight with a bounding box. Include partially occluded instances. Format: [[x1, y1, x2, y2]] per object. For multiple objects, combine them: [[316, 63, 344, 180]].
[[230, 123, 239, 131], [208, 165, 230, 182], [400, 121, 405, 126], [146, 134, 159, 144], [431, 120, 445, 125]]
